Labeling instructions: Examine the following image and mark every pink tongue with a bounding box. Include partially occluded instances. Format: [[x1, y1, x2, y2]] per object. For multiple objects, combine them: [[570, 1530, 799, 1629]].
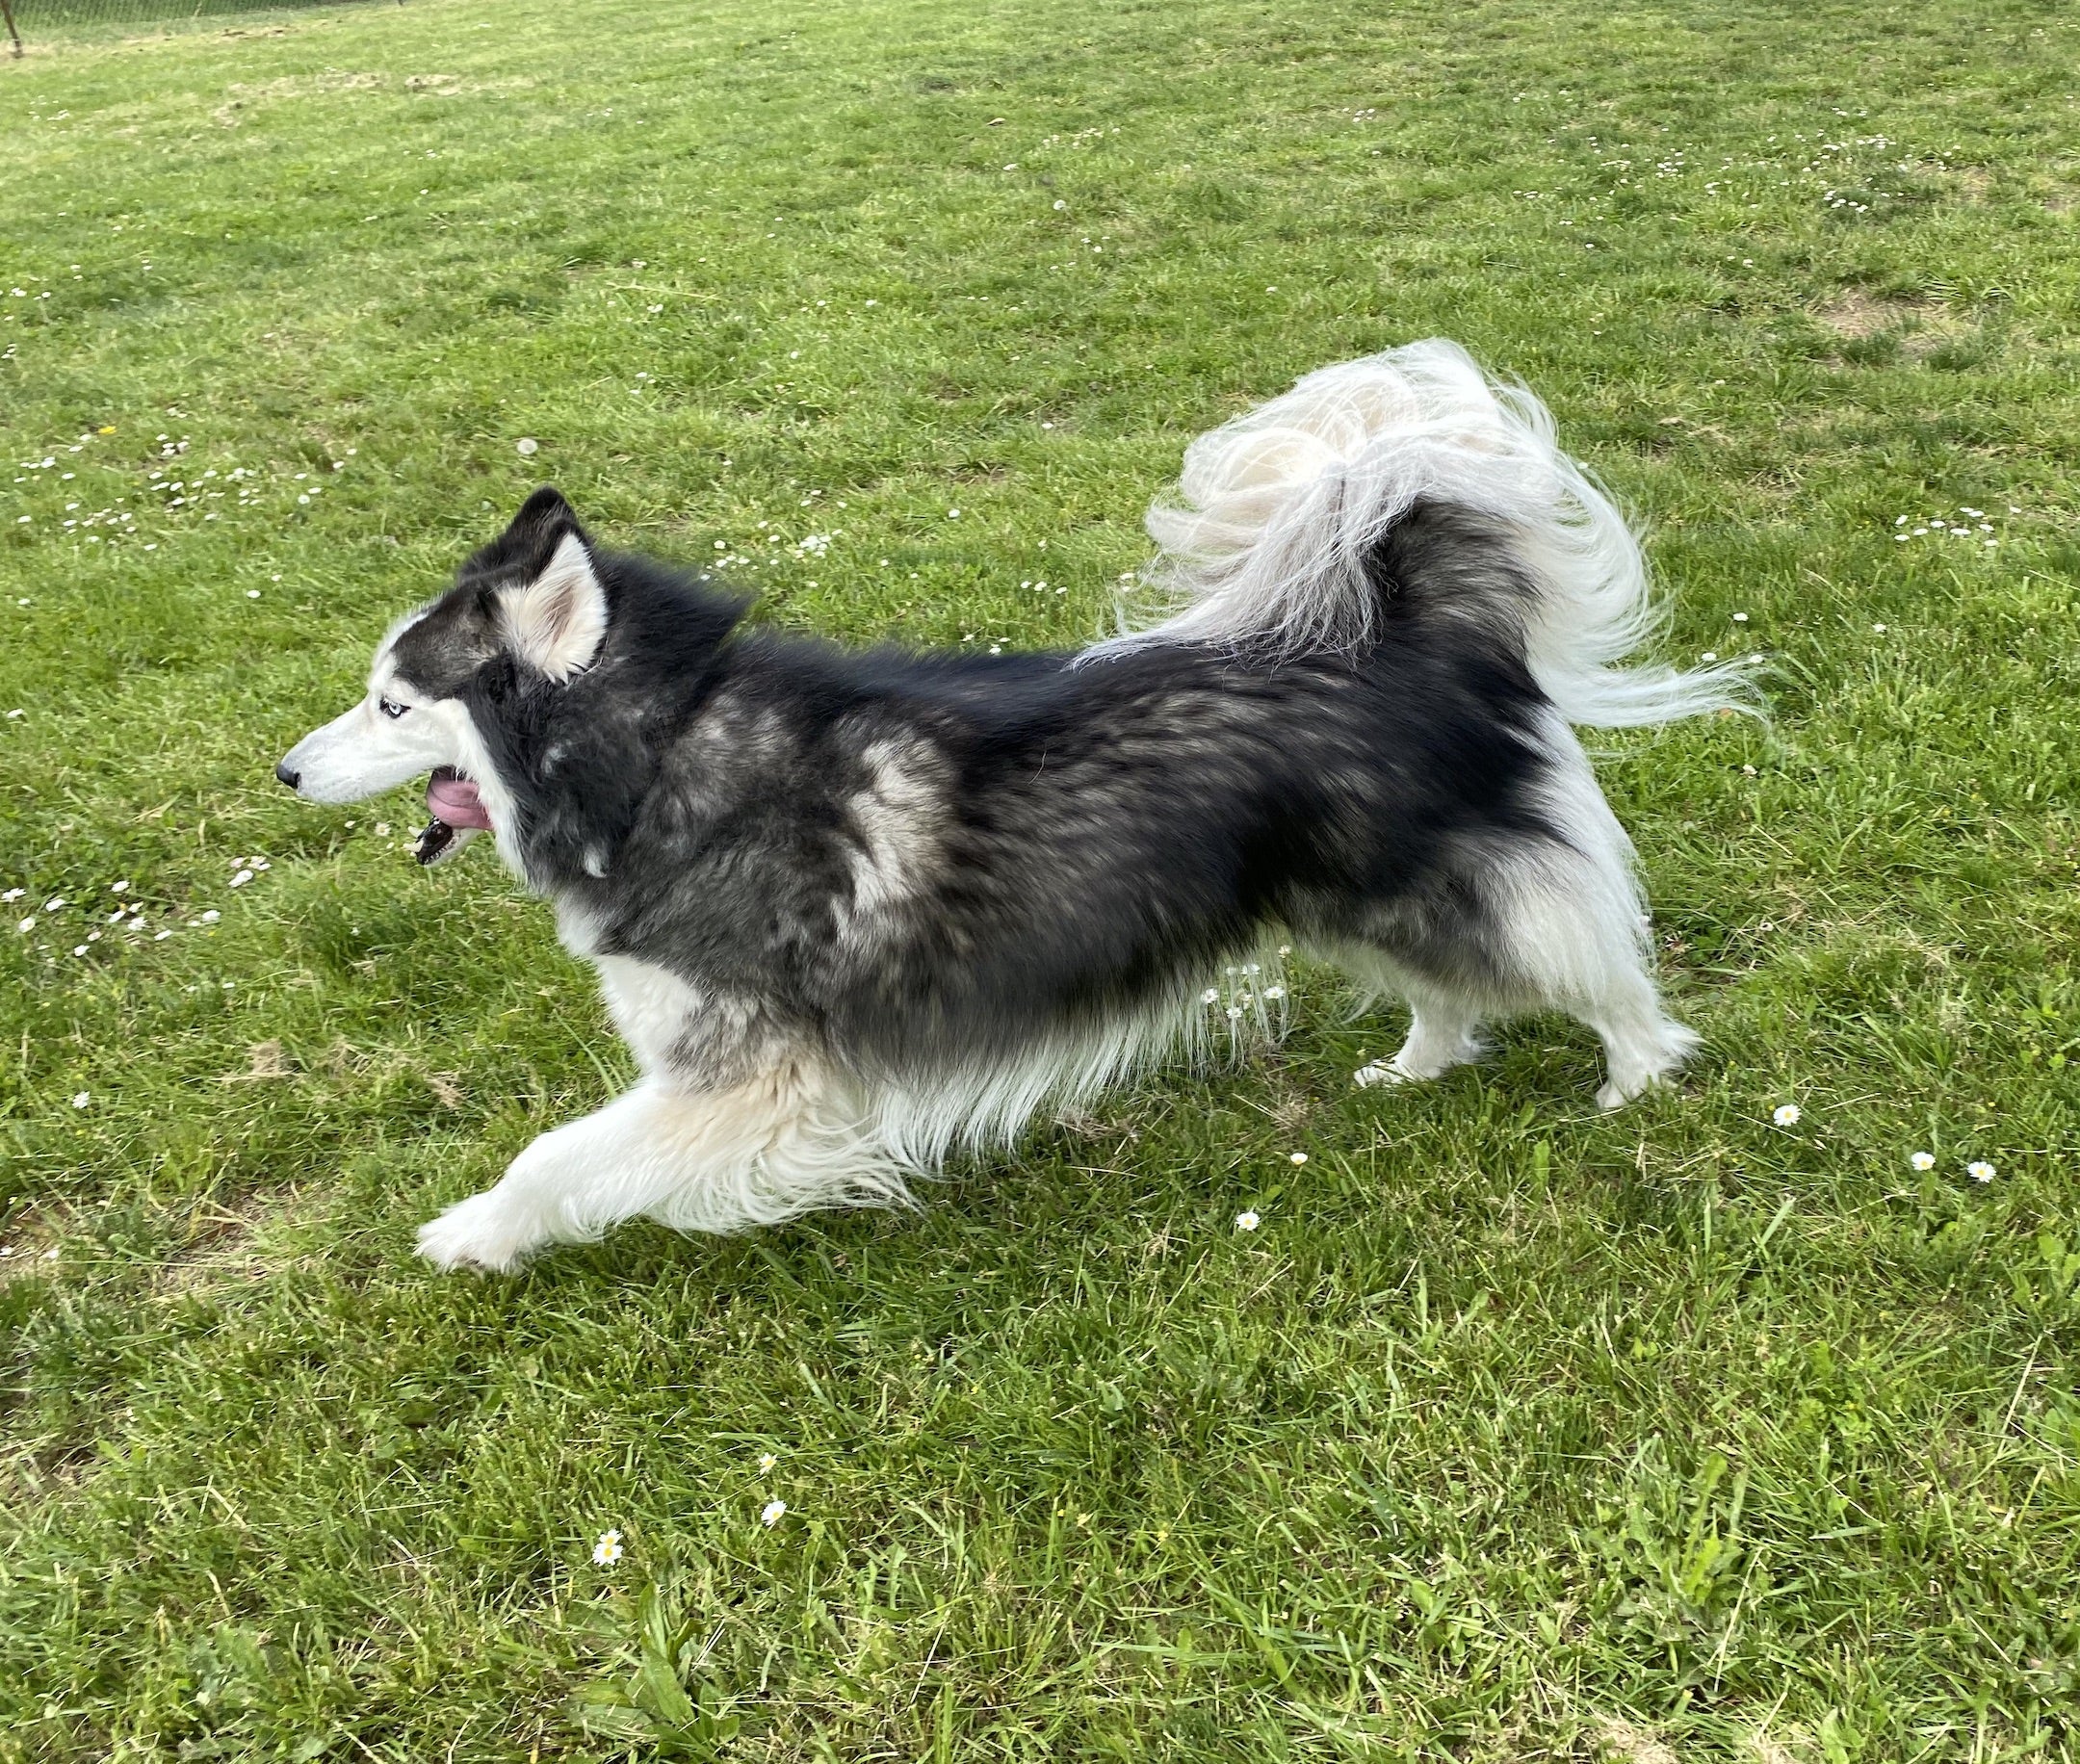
[[427, 774, 492, 830]]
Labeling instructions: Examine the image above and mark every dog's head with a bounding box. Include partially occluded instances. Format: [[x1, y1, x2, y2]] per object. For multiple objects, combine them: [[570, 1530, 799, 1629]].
[[277, 486, 609, 864]]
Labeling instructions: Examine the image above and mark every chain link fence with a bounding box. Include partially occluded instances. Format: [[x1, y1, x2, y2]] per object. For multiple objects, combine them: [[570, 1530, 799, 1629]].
[[5, 0, 395, 53]]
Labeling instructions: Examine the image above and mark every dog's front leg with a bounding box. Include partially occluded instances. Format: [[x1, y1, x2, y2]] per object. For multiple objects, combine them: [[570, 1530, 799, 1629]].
[[416, 1084, 698, 1273], [414, 1067, 898, 1271]]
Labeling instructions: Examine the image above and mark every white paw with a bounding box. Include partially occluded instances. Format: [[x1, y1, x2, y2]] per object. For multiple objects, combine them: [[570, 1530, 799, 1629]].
[[416, 1188, 550, 1273], [1353, 1058, 1419, 1088], [1597, 1070, 1676, 1112]]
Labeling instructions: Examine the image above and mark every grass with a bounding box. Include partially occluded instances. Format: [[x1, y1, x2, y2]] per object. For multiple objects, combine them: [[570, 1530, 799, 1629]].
[[3, 0, 2079, 1756]]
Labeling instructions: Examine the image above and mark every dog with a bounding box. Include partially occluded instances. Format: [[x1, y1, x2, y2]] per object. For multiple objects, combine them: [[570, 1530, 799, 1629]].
[[278, 340, 1751, 1271]]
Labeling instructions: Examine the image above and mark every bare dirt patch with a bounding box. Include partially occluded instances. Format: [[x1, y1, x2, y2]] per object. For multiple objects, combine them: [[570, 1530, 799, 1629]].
[[221, 1038, 293, 1084], [1814, 289, 1914, 340], [1813, 290, 1974, 362], [211, 70, 528, 125], [153, 1186, 317, 1298], [1595, 1717, 1684, 1764], [0, 1204, 70, 1286]]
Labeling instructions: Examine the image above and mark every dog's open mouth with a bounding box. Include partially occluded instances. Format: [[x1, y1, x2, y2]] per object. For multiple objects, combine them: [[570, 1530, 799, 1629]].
[[414, 765, 491, 867]]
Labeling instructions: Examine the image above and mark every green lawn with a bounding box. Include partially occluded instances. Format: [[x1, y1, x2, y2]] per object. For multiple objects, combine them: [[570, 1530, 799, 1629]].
[[4, 0, 2079, 1756]]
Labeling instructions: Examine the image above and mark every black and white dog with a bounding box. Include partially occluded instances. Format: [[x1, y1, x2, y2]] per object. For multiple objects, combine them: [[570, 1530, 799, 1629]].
[[279, 341, 1749, 1271]]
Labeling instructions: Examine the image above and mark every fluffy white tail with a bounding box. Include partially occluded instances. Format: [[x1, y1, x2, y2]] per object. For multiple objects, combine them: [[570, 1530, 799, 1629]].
[[1087, 339, 1755, 728]]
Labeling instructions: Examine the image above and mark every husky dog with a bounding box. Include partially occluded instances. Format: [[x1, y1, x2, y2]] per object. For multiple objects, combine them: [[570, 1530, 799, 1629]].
[[279, 341, 1750, 1271]]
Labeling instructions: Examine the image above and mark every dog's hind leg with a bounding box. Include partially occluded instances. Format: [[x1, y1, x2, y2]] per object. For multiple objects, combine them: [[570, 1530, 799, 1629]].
[[415, 1064, 909, 1272], [1476, 734, 1699, 1109], [1353, 982, 1488, 1088], [1318, 936, 1491, 1090], [1338, 735, 1698, 1109], [1578, 969, 1700, 1111]]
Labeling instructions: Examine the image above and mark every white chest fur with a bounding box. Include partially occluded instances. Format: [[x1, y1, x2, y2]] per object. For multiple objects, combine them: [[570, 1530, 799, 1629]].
[[588, 952, 707, 1078], [554, 900, 707, 1079]]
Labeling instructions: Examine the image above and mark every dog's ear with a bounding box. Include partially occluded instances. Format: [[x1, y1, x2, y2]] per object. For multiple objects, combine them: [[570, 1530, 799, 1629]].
[[501, 483, 579, 552], [469, 485, 584, 579], [496, 528, 609, 682]]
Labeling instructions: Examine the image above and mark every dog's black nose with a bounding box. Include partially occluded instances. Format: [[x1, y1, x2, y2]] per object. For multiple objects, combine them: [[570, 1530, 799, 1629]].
[[275, 761, 301, 791]]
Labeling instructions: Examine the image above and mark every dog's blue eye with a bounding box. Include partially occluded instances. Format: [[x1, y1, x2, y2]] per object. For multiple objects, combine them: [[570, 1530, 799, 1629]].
[[379, 697, 408, 719]]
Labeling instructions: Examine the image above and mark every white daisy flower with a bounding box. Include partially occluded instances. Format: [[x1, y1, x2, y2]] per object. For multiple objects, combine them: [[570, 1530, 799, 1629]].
[[1772, 1102, 1801, 1127], [1288, 1152, 1308, 1165], [1235, 1209, 1261, 1232], [761, 1499, 788, 1526], [71, 1091, 89, 1108], [591, 1528, 623, 1566], [1967, 1160, 1994, 1183], [1908, 1150, 1936, 1171], [1200, 988, 1220, 1005], [758, 1452, 777, 1474]]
